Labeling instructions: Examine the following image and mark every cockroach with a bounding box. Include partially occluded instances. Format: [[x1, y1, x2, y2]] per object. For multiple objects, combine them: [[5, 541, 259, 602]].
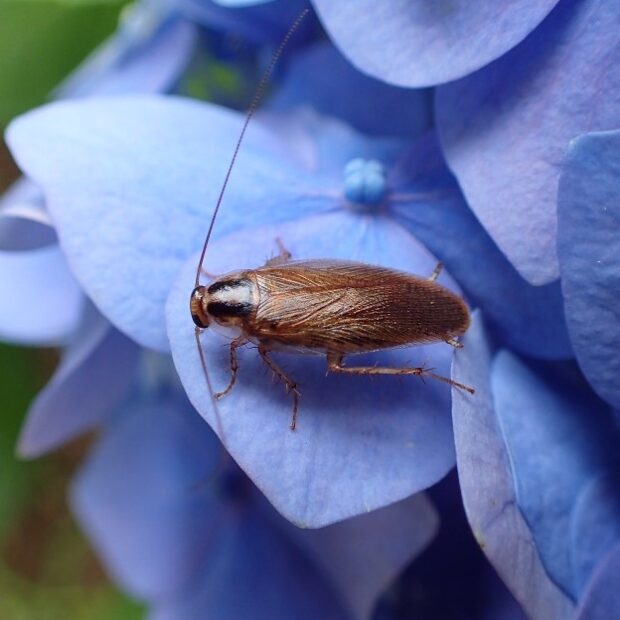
[[190, 9, 474, 432]]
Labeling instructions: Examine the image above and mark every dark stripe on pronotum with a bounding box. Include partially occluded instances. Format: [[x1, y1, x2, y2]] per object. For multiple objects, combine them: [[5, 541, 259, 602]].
[[207, 301, 254, 318], [208, 279, 246, 294]]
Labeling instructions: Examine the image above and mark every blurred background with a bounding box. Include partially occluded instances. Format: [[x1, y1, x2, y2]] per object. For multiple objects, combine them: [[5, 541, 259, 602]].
[[1, 1, 143, 615]]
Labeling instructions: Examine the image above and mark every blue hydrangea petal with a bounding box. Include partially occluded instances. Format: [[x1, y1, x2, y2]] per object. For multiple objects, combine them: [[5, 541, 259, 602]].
[[389, 133, 572, 360], [58, 16, 196, 98], [0, 245, 83, 345], [18, 308, 139, 458], [436, 0, 620, 285], [278, 108, 404, 180], [288, 494, 438, 620], [558, 130, 620, 409], [212, 0, 273, 5], [71, 389, 224, 600], [179, 0, 311, 44], [492, 353, 617, 598], [569, 472, 620, 595], [312, 0, 560, 87], [7, 97, 333, 351], [151, 505, 349, 620], [167, 210, 457, 527], [269, 42, 432, 139], [451, 312, 574, 619], [575, 543, 620, 620], [0, 180, 55, 251]]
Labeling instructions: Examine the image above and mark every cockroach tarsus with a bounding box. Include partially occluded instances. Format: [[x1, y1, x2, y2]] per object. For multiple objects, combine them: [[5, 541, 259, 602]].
[[191, 240, 474, 431], [189, 8, 474, 433]]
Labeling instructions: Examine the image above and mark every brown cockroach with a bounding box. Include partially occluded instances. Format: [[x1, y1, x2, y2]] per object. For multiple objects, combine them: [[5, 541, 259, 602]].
[[190, 9, 474, 432]]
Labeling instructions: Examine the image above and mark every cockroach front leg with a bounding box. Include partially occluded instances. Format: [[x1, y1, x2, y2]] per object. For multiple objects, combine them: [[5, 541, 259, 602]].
[[215, 336, 247, 400], [326, 353, 475, 394], [264, 237, 292, 267], [258, 345, 300, 430]]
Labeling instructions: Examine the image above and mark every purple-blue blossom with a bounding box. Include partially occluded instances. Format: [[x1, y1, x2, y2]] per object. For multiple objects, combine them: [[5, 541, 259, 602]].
[[2, 0, 620, 617]]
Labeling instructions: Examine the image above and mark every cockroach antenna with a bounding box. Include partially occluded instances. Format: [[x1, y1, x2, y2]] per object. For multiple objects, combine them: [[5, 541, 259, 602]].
[[194, 7, 310, 287], [192, 8, 310, 450], [189, 4, 473, 439]]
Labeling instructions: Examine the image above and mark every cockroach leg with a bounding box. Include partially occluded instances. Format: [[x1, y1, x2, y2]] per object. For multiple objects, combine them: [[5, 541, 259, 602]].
[[429, 262, 443, 282], [258, 345, 300, 430], [444, 337, 463, 349], [215, 336, 247, 400], [264, 237, 293, 267], [326, 353, 475, 394]]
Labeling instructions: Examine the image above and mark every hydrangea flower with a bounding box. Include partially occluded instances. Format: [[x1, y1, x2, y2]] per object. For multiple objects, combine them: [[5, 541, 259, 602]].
[[1, 4, 452, 616], [0, 0, 196, 453], [70, 362, 438, 619], [311, 0, 620, 287], [3, 1, 620, 617], [453, 312, 620, 619]]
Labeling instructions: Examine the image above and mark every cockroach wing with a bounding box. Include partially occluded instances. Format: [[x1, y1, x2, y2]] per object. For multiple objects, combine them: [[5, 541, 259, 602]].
[[251, 259, 470, 354]]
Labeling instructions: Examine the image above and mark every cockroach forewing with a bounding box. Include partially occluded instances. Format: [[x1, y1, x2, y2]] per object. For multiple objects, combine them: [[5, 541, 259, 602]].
[[250, 259, 470, 355]]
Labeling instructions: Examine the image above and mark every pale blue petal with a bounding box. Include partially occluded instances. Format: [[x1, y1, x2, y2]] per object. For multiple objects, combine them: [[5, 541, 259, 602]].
[[492, 353, 617, 598], [313, 0, 560, 87], [575, 543, 620, 620], [569, 472, 620, 594], [57, 15, 196, 98], [151, 506, 349, 620], [288, 493, 438, 620], [18, 308, 139, 458], [212, 0, 273, 5], [390, 133, 572, 360], [437, 0, 620, 285], [558, 130, 620, 409], [269, 42, 432, 139], [0, 179, 54, 251], [0, 246, 83, 345], [451, 312, 574, 619], [168, 210, 458, 527], [7, 97, 331, 351], [179, 0, 311, 44], [71, 390, 223, 600]]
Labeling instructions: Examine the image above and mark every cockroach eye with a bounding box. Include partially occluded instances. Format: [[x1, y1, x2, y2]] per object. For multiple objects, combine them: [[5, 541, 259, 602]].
[[190, 286, 209, 328], [343, 158, 387, 207]]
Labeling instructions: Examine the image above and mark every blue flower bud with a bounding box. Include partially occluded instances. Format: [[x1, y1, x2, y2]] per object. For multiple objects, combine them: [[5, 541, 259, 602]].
[[343, 158, 387, 207]]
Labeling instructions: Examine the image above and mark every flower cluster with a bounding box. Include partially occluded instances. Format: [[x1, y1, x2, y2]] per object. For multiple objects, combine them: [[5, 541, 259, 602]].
[[2, 0, 619, 618]]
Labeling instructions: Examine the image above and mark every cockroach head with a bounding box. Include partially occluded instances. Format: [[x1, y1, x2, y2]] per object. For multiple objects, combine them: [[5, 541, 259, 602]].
[[190, 286, 210, 328]]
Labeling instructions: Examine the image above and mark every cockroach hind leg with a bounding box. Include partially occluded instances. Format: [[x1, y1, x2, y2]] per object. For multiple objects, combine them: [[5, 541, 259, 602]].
[[326, 353, 475, 395], [258, 346, 300, 431], [445, 336, 463, 349], [214, 337, 246, 400], [429, 261, 443, 282], [264, 237, 293, 267]]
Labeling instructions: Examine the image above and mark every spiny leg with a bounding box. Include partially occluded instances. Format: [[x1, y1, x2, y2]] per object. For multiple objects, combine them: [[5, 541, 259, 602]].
[[429, 261, 443, 282], [326, 353, 475, 394], [215, 336, 247, 400], [264, 237, 292, 267], [444, 336, 463, 349], [258, 345, 300, 430]]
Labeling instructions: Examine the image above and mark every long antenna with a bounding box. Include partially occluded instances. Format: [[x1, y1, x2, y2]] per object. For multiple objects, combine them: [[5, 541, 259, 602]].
[[194, 7, 310, 286]]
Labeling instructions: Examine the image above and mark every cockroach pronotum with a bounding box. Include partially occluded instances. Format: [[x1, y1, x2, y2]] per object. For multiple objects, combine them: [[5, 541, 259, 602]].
[[190, 9, 474, 432]]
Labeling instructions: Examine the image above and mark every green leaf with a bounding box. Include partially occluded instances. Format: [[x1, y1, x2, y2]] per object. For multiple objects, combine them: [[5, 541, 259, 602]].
[[0, 0, 126, 124]]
